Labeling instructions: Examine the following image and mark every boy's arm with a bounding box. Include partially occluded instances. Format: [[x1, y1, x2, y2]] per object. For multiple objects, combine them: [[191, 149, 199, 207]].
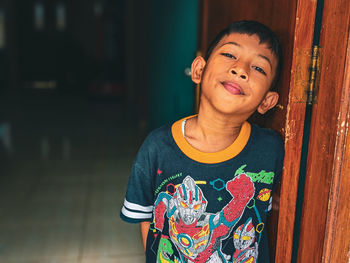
[[140, 221, 150, 251]]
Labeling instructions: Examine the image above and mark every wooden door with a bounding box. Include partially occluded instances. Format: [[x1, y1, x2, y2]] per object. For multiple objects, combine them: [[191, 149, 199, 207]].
[[296, 0, 350, 262], [198, 0, 318, 262], [198, 0, 350, 262]]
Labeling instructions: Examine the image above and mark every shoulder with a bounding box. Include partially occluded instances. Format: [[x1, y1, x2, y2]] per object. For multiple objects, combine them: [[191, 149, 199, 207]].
[[249, 123, 284, 153], [135, 123, 176, 163], [135, 116, 190, 161], [139, 124, 172, 153], [144, 125, 171, 143], [248, 124, 285, 189]]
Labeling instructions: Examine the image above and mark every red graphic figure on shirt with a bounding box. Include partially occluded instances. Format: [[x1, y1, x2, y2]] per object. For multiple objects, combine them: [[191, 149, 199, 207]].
[[154, 174, 255, 263]]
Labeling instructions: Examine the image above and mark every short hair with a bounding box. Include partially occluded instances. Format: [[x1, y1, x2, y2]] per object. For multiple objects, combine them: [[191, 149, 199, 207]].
[[204, 20, 282, 91]]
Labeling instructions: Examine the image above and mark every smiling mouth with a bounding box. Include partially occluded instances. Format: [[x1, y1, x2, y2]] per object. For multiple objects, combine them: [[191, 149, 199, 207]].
[[221, 81, 245, 95]]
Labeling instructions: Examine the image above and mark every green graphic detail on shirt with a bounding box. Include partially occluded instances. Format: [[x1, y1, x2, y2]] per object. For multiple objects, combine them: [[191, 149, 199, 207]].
[[155, 172, 183, 195], [157, 237, 175, 263], [234, 165, 275, 184]]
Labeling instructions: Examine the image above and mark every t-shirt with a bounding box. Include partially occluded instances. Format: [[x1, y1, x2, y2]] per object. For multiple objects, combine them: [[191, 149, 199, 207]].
[[120, 116, 284, 263]]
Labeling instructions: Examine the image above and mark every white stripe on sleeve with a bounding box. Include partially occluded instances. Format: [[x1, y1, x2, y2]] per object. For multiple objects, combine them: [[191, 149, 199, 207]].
[[121, 206, 153, 219], [123, 199, 153, 212]]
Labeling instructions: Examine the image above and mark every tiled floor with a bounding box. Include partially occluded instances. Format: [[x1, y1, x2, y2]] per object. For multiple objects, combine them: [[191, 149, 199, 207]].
[[0, 94, 145, 262]]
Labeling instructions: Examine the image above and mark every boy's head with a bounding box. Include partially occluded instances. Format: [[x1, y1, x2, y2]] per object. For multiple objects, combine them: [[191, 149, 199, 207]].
[[204, 20, 282, 91], [191, 20, 282, 118]]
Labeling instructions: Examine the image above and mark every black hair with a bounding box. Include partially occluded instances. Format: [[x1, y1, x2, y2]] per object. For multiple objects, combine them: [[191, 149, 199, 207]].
[[204, 20, 282, 91]]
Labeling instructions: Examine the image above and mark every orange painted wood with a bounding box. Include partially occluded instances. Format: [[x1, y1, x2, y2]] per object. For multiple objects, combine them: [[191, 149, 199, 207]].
[[197, 1, 317, 262], [322, 28, 350, 263], [197, 0, 209, 54], [296, 0, 350, 262], [274, 1, 318, 262]]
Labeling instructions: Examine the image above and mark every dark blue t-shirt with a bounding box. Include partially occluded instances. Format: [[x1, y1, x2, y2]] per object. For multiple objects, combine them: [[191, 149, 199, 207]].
[[121, 116, 284, 263]]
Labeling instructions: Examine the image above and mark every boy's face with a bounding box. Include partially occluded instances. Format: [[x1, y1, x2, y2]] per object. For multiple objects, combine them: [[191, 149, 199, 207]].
[[192, 33, 279, 119]]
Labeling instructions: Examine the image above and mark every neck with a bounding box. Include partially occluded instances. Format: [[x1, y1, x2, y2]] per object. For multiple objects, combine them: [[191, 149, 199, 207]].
[[184, 108, 245, 153], [197, 114, 242, 139]]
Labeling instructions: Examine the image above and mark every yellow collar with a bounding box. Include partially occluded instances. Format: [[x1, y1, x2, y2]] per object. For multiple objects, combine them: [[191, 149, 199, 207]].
[[171, 116, 251, 164]]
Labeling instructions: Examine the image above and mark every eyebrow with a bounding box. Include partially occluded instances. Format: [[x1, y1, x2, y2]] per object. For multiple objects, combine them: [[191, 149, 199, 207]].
[[220, 41, 273, 71], [220, 41, 241, 48]]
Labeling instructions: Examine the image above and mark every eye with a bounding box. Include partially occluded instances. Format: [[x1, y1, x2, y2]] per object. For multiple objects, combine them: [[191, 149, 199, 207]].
[[180, 201, 188, 208], [193, 204, 201, 210], [242, 235, 252, 241], [221, 52, 237, 59], [252, 66, 267, 75]]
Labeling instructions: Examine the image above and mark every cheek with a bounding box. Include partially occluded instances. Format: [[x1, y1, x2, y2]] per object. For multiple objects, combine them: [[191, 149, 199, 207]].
[[203, 61, 227, 79], [201, 69, 216, 85], [249, 76, 271, 95]]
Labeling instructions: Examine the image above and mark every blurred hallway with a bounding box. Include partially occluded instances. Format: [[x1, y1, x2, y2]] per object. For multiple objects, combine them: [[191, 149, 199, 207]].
[[0, 93, 145, 262], [0, 1, 199, 261]]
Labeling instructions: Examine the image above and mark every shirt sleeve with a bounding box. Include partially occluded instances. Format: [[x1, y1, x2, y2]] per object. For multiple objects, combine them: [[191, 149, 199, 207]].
[[120, 136, 156, 223]]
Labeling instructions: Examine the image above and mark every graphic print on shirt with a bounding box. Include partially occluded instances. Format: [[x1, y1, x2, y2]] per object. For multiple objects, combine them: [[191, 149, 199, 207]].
[[157, 235, 180, 263], [232, 218, 258, 263], [154, 173, 255, 263]]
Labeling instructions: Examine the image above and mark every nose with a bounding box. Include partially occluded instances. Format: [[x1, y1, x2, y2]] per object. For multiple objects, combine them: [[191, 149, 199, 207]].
[[230, 63, 249, 80]]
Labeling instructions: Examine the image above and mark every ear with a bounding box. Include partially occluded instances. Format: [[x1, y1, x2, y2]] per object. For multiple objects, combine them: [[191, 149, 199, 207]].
[[191, 56, 206, 84], [257, 91, 279, 114]]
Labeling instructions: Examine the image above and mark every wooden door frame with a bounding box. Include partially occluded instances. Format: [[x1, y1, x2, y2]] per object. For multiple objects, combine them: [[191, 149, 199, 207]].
[[274, 0, 318, 262], [322, 31, 350, 262], [296, 0, 350, 261]]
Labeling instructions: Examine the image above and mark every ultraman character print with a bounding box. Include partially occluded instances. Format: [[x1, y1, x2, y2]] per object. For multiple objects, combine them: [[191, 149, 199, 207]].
[[232, 218, 258, 263], [154, 174, 255, 263]]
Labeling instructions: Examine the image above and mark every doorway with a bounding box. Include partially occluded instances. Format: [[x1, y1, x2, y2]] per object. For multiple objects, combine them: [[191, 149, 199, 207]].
[[198, 0, 350, 262]]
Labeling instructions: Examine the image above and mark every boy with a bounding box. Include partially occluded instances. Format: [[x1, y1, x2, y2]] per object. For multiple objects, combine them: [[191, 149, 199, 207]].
[[121, 20, 284, 263]]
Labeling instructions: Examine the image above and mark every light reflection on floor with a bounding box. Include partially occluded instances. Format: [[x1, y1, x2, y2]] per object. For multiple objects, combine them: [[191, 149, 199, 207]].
[[0, 94, 145, 262]]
